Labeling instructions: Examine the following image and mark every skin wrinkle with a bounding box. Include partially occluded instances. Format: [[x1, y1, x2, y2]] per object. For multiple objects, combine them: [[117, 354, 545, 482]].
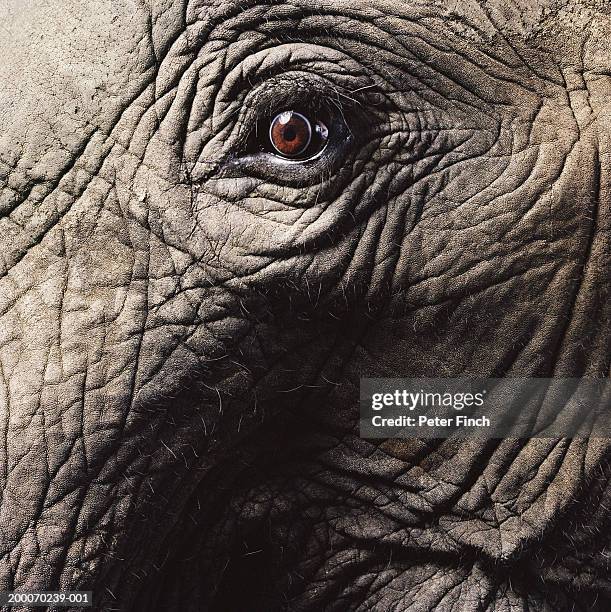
[[0, 0, 608, 611]]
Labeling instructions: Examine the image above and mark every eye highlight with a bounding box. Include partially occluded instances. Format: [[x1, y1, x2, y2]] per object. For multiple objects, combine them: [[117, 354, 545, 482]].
[[266, 110, 329, 160]]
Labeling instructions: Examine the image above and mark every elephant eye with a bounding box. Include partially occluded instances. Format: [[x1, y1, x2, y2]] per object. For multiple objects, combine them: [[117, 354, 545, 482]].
[[225, 94, 354, 185], [267, 111, 329, 160]]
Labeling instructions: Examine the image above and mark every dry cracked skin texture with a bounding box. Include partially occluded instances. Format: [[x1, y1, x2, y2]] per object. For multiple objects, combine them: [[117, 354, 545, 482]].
[[0, 0, 609, 610]]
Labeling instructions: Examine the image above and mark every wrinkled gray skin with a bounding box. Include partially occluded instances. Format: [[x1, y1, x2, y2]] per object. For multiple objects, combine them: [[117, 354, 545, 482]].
[[0, 0, 609, 610]]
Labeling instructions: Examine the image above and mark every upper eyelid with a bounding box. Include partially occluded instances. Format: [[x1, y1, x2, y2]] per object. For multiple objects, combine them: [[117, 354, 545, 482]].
[[239, 77, 347, 127], [231, 74, 388, 155]]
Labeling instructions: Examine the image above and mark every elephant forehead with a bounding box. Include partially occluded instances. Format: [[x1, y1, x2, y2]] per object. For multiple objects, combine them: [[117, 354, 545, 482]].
[[1, 0, 608, 114], [193, 0, 611, 61]]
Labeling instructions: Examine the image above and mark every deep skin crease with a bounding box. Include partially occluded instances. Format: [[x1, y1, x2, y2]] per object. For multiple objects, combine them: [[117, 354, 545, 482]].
[[0, 0, 609, 610]]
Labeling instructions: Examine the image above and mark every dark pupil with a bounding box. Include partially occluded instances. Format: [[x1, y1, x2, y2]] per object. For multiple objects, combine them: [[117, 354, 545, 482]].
[[283, 126, 297, 142]]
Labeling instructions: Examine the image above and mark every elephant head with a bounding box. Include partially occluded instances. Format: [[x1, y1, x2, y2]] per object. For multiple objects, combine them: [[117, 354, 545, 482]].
[[0, 0, 609, 610]]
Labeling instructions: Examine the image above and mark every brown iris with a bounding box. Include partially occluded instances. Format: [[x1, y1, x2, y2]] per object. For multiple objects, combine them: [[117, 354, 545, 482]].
[[269, 111, 313, 158]]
